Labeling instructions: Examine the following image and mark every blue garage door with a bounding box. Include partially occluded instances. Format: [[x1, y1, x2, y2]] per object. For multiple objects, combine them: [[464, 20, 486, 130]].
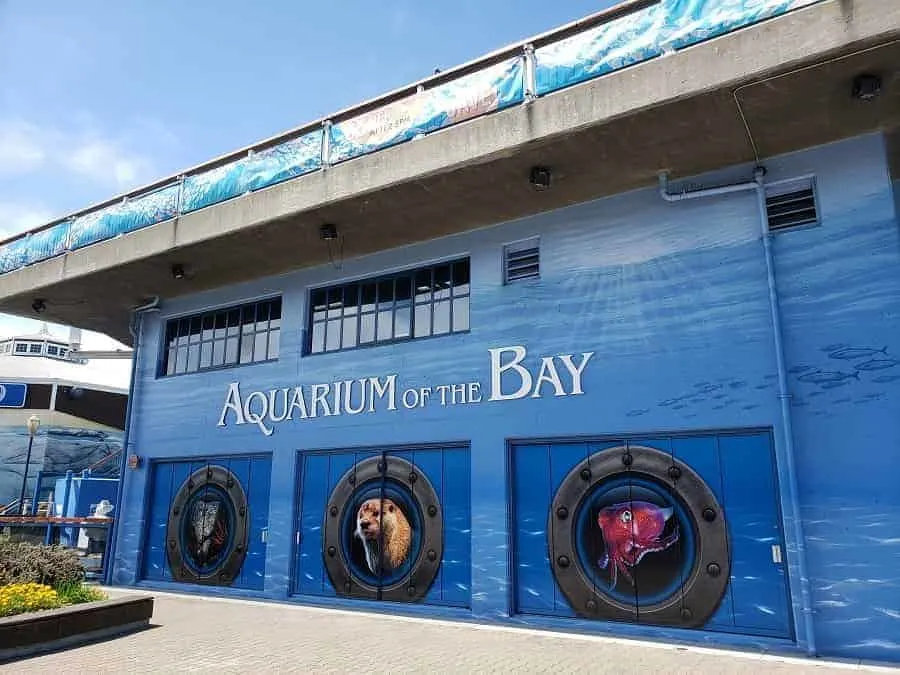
[[511, 430, 792, 639], [142, 454, 272, 590], [294, 446, 470, 608]]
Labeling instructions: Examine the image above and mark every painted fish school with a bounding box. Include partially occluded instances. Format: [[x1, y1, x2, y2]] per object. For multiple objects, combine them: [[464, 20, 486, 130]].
[[1, 0, 899, 665]]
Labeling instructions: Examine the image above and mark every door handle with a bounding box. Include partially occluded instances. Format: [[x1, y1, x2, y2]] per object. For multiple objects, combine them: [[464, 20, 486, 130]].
[[771, 544, 783, 564], [260, 527, 268, 543]]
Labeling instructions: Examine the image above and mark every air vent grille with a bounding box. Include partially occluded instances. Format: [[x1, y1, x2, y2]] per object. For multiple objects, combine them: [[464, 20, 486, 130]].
[[504, 239, 540, 283], [765, 181, 818, 232]]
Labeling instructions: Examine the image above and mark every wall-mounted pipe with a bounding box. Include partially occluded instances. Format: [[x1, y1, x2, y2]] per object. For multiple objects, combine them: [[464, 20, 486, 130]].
[[102, 296, 160, 585], [658, 169, 817, 656]]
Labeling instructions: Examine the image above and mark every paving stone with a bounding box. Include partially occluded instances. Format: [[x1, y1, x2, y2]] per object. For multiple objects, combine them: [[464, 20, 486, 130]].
[[3, 590, 897, 674]]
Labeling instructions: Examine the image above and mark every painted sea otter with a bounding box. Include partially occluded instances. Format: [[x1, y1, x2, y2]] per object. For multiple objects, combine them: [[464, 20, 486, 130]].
[[596, 500, 679, 588]]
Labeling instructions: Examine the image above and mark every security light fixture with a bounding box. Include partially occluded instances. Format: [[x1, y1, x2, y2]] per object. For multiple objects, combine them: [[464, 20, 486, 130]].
[[320, 223, 338, 241], [852, 74, 881, 101], [171, 264, 185, 280], [529, 166, 552, 191], [31, 298, 46, 314]]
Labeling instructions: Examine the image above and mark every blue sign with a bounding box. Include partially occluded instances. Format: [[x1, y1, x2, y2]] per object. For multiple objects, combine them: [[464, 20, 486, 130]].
[[0, 383, 27, 408]]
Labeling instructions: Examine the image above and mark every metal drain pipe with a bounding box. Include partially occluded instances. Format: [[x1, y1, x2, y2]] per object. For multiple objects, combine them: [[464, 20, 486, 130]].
[[103, 296, 160, 585], [658, 170, 816, 656]]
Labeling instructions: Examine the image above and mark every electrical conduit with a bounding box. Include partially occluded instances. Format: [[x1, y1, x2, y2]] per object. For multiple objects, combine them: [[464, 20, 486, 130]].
[[658, 170, 816, 656], [102, 296, 160, 585]]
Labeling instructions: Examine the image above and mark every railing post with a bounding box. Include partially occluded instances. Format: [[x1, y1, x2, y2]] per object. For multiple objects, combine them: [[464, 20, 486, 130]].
[[321, 120, 333, 169], [175, 174, 186, 216], [523, 43, 537, 103]]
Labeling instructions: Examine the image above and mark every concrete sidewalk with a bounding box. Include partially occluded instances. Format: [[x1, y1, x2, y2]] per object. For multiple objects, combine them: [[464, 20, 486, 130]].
[[4, 589, 897, 674]]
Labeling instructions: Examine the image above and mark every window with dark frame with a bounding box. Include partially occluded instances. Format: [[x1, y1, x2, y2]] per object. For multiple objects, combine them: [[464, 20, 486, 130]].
[[29, 343, 43, 354], [14, 342, 28, 353], [308, 258, 470, 355], [161, 297, 282, 376]]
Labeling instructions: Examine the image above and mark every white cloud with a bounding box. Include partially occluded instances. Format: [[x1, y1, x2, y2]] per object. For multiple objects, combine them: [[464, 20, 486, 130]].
[[0, 120, 47, 175], [64, 139, 152, 190], [0, 202, 55, 239], [0, 117, 161, 191]]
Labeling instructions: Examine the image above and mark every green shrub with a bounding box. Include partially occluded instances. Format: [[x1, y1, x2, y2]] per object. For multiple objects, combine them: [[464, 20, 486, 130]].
[[54, 581, 107, 605], [0, 543, 85, 587]]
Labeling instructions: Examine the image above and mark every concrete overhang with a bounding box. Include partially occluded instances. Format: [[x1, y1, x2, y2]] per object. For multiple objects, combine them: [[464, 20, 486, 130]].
[[1, 0, 898, 346]]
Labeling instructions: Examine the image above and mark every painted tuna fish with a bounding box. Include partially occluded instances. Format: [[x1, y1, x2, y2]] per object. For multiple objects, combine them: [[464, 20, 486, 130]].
[[828, 346, 888, 360], [596, 500, 679, 589]]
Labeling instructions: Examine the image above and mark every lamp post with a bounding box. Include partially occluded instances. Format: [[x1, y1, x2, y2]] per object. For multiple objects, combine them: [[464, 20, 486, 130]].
[[18, 415, 40, 515]]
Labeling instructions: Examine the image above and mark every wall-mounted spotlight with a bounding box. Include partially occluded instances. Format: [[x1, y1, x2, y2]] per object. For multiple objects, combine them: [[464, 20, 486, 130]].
[[31, 298, 46, 314], [852, 74, 881, 101], [320, 223, 338, 241], [529, 166, 552, 191], [171, 264, 185, 280]]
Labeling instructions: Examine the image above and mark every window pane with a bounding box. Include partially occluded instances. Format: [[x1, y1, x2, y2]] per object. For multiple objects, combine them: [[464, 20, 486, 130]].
[[326, 319, 342, 351], [414, 304, 432, 338], [175, 346, 188, 374], [242, 305, 256, 334], [376, 308, 393, 342], [214, 312, 227, 339], [188, 317, 202, 343], [166, 321, 178, 344], [225, 337, 239, 365], [395, 275, 412, 303], [377, 279, 394, 308], [434, 265, 452, 300], [361, 283, 377, 313], [395, 304, 411, 339], [178, 318, 190, 338], [452, 296, 469, 332], [269, 297, 282, 329], [311, 289, 327, 322], [254, 332, 268, 362], [453, 260, 470, 296], [311, 322, 325, 354], [240, 334, 254, 364], [433, 300, 451, 335], [342, 315, 358, 349], [202, 315, 214, 341], [255, 301, 270, 331], [199, 342, 213, 369], [327, 288, 343, 318], [212, 340, 226, 366], [30, 343, 43, 353], [47, 345, 58, 355], [166, 347, 177, 375], [359, 313, 375, 344], [226, 309, 240, 336], [415, 269, 432, 303], [187, 344, 201, 372], [343, 284, 359, 315], [268, 329, 280, 360]]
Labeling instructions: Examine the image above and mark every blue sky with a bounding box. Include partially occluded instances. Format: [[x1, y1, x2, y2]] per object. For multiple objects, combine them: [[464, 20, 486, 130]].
[[0, 0, 615, 351]]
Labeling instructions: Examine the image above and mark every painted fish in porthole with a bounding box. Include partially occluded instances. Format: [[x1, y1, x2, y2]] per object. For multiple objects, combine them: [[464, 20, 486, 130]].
[[596, 501, 679, 589]]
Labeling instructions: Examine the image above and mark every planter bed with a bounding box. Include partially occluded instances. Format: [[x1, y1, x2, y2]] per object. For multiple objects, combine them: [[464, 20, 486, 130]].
[[0, 595, 154, 662]]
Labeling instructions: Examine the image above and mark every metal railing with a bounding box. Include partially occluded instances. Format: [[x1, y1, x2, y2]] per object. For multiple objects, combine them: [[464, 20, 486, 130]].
[[0, 0, 824, 277]]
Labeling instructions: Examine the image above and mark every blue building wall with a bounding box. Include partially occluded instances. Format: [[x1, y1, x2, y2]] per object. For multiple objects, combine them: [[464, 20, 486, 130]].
[[110, 132, 900, 662]]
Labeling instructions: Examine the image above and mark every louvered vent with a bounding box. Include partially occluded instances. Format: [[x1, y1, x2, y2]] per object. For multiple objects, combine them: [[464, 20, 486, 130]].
[[765, 180, 818, 232], [504, 238, 540, 283]]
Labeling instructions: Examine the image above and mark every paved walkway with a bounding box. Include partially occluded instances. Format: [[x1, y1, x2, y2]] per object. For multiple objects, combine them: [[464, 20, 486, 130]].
[[5, 589, 898, 674]]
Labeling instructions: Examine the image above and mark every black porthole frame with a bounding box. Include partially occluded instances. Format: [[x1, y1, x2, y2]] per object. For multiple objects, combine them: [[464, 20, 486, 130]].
[[548, 445, 731, 628], [323, 455, 443, 602], [166, 464, 249, 586]]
